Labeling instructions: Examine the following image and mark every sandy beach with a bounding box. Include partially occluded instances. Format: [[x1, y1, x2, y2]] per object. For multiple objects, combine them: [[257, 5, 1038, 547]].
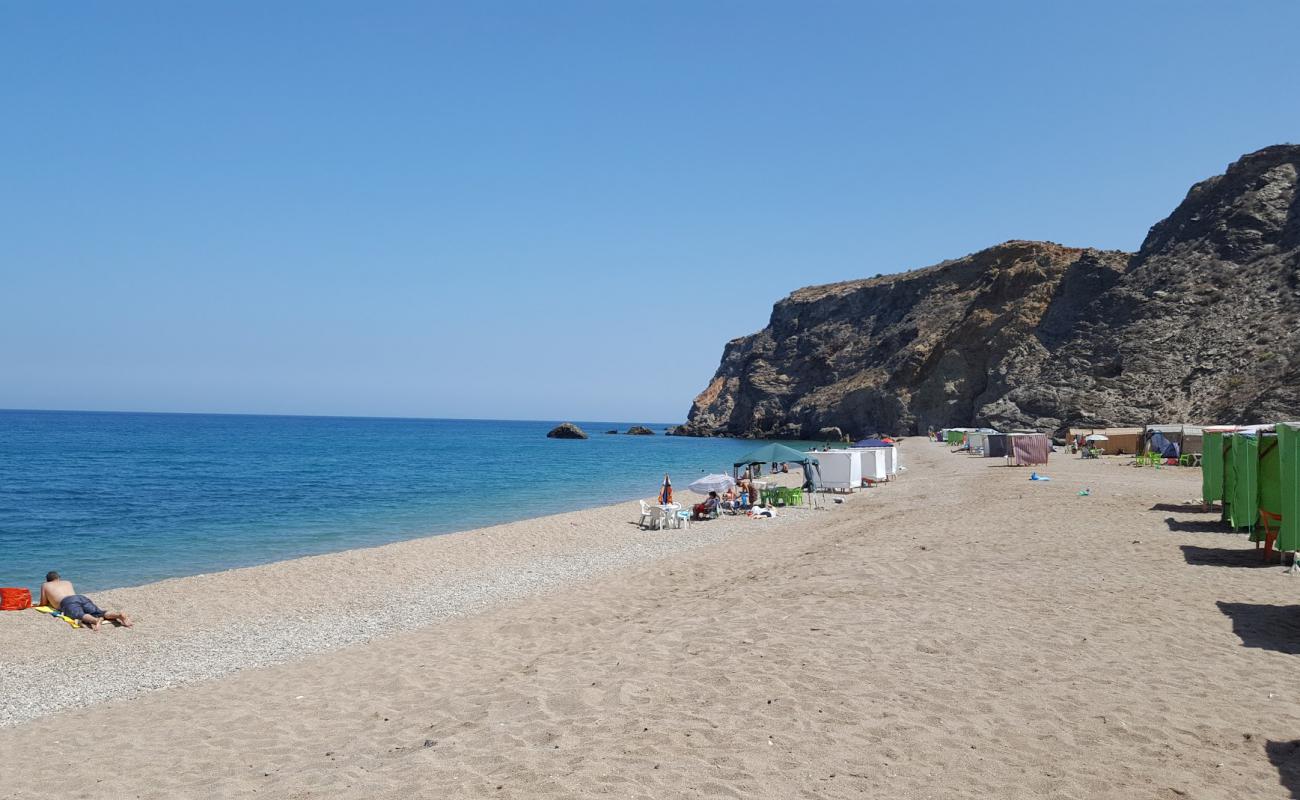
[[5, 443, 1300, 799]]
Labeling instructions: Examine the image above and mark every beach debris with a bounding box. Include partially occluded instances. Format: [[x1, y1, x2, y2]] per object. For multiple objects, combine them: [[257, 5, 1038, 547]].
[[546, 422, 588, 439], [1078, 488, 1091, 496], [1029, 472, 1052, 481]]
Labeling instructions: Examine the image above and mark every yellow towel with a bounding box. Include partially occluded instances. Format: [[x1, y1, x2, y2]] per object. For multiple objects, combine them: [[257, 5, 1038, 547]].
[[31, 605, 80, 628]]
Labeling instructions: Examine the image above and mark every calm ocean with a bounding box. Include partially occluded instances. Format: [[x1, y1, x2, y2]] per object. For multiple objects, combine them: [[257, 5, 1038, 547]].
[[0, 410, 808, 592]]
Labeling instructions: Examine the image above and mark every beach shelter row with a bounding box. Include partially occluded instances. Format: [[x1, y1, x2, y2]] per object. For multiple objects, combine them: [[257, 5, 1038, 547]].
[[812, 444, 900, 490], [938, 428, 1051, 466], [1200, 423, 1300, 550], [1066, 425, 1205, 457]]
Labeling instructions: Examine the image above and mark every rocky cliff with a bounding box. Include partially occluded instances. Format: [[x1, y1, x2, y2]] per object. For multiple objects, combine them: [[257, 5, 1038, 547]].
[[681, 145, 1300, 438]]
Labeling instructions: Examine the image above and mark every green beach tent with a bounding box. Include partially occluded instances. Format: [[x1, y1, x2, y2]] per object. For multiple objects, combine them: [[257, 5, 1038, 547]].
[[1224, 433, 1259, 534], [1279, 423, 1300, 552], [732, 443, 823, 503], [1260, 434, 1282, 521], [1202, 431, 1225, 506], [733, 443, 820, 474]]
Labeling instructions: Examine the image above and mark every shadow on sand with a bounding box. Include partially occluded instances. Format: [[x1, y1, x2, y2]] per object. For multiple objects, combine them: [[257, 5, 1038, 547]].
[[1151, 503, 1215, 513], [1180, 543, 1268, 569], [1267, 740, 1300, 799], [1165, 516, 1237, 534], [1218, 601, 1300, 655], [1182, 545, 1272, 568]]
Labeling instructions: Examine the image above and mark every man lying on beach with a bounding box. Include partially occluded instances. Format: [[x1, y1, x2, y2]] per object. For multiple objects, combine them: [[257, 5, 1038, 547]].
[[39, 571, 132, 632]]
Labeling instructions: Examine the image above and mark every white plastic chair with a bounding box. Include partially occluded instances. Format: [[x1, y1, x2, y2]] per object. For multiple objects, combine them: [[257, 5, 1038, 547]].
[[647, 506, 667, 530], [638, 500, 654, 529]]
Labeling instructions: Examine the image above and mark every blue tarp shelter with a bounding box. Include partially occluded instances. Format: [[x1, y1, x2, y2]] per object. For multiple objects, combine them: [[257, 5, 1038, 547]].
[[853, 438, 891, 448]]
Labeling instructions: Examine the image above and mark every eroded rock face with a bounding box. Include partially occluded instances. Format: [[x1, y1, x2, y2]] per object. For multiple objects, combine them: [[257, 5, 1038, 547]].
[[681, 145, 1300, 438], [547, 423, 589, 439]]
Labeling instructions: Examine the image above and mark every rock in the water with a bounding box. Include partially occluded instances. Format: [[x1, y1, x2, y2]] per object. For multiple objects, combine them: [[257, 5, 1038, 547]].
[[547, 423, 588, 439], [604, 429, 619, 435], [625, 426, 655, 435], [818, 427, 844, 441], [678, 145, 1300, 437]]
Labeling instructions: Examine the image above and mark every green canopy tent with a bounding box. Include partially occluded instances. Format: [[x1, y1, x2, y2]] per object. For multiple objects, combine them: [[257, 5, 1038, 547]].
[[1260, 434, 1282, 526], [1202, 431, 1225, 507], [1279, 424, 1300, 553], [1224, 433, 1259, 533], [733, 443, 823, 507]]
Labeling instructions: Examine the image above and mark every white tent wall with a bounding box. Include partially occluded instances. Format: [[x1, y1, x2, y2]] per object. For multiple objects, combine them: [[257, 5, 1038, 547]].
[[850, 447, 894, 478], [859, 448, 888, 481], [811, 449, 862, 490]]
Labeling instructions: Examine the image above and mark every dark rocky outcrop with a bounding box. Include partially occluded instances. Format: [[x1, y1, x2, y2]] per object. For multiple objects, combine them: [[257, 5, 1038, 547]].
[[605, 429, 619, 434], [625, 426, 655, 435], [681, 145, 1300, 438], [547, 423, 588, 439]]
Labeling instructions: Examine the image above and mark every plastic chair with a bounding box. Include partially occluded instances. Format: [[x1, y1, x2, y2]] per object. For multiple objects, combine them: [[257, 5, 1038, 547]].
[[787, 487, 803, 505], [1179, 454, 1195, 467], [645, 505, 667, 530], [1259, 510, 1283, 563], [638, 500, 654, 529]]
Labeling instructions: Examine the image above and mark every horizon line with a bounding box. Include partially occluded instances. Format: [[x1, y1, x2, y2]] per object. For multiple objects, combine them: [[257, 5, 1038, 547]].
[[0, 407, 686, 427]]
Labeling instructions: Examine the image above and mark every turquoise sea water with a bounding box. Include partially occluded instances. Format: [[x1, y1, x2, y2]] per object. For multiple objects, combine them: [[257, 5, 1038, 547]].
[[0, 410, 810, 593]]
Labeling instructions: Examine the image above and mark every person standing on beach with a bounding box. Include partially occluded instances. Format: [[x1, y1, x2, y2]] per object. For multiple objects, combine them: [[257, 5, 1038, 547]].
[[39, 571, 132, 632]]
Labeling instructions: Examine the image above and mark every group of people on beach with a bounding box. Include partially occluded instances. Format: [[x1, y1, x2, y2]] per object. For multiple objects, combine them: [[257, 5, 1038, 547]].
[[690, 475, 778, 520]]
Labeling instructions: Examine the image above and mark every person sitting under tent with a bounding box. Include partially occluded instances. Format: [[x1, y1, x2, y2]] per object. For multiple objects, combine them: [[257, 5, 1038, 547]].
[[693, 491, 720, 520], [720, 485, 742, 511]]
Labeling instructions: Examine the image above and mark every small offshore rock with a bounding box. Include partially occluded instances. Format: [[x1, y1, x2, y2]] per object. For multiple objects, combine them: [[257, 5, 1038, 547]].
[[626, 426, 655, 435], [547, 423, 588, 439]]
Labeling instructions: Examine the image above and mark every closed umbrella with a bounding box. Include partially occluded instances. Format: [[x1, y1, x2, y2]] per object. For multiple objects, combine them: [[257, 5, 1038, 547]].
[[688, 474, 735, 495], [658, 474, 673, 505]]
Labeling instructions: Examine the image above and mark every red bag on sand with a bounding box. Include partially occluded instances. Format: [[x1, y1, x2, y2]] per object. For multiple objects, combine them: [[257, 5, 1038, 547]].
[[0, 588, 32, 611]]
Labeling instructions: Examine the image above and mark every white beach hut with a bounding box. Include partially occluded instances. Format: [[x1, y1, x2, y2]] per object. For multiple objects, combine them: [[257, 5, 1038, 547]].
[[857, 448, 888, 481], [809, 449, 861, 491]]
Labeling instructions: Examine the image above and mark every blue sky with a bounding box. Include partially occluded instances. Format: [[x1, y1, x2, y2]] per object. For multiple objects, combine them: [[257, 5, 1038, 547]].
[[3, 1, 1297, 422]]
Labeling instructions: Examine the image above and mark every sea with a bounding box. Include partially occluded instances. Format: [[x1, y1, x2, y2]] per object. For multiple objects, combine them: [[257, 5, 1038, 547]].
[[0, 410, 811, 593]]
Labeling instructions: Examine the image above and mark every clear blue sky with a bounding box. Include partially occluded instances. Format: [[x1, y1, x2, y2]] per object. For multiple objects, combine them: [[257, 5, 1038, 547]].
[[3, 2, 1297, 422]]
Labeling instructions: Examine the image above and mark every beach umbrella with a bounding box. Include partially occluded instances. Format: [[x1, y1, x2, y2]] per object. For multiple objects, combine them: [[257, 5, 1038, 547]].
[[688, 474, 735, 495], [658, 474, 673, 505], [1085, 434, 1109, 442]]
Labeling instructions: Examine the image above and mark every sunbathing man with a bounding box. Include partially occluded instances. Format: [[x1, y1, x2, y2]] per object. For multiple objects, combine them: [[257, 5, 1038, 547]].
[[39, 571, 132, 632]]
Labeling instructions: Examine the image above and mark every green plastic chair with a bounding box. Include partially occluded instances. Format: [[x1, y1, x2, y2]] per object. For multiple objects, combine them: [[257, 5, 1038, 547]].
[[788, 487, 803, 505]]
